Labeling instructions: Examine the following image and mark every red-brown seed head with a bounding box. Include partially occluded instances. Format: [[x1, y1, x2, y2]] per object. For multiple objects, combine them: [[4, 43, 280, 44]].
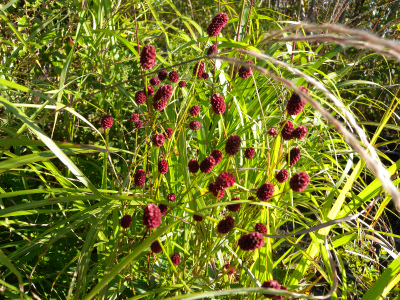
[[225, 134, 241, 155], [135, 90, 146, 105], [168, 70, 179, 83], [268, 128, 278, 137], [171, 253, 181, 265], [189, 120, 201, 131], [188, 159, 200, 173], [281, 120, 294, 141], [293, 125, 308, 139], [216, 172, 235, 190], [238, 232, 265, 251], [287, 86, 308, 116], [276, 169, 289, 183], [158, 160, 169, 174], [130, 113, 139, 122], [244, 147, 255, 159], [150, 240, 162, 253], [256, 183, 274, 201], [217, 216, 235, 234], [238, 60, 254, 79], [164, 128, 173, 139], [101, 114, 114, 129], [167, 193, 176, 202], [134, 169, 146, 187], [206, 13, 229, 37], [211, 149, 223, 165], [254, 222, 267, 234], [158, 204, 168, 215], [193, 61, 205, 77], [120, 214, 132, 228], [150, 77, 160, 86], [140, 45, 156, 70], [289, 172, 310, 192], [158, 70, 168, 81], [210, 93, 226, 115], [190, 105, 200, 117], [142, 203, 161, 229], [207, 45, 217, 56], [152, 133, 165, 147], [200, 156, 215, 173]]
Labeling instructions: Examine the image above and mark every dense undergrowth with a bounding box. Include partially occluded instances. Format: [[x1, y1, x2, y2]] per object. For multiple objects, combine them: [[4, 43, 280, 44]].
[[1, 0, 400, 299]]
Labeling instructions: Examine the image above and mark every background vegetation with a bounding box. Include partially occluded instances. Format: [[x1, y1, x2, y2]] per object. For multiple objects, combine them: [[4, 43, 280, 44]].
[[1, 0, 400, 299]]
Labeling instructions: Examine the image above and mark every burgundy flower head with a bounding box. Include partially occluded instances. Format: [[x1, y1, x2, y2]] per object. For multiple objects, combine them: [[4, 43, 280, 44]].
[[164, 128, 173, 139], [217, 216, 235, 234], [210, 93, 226, 114], [188, 159, 200, 173], [207, 13, 229, 37], [208, 182, 225, 199], [178, 80, 186, 88], [254, 222, 267, 234], [200, 156, 215, 173], [167, 193, 176, 202], [276, 169, 289, 183], [153, 85, 173, 111], [135, 120, 143, 129], [268, 128, 278, 137], [207, 44, 217, 56], [293, 125, 308, 139], [130, 113, 139, 122], [201, 73, 210, 80], [289, 172, 310, 192], [140, 45, 156, 69], [134, 169, 146, 187], [193, 214, 203, 222], [238, 60, 254, 79], [154, 84, 173, 102], [152, 133, 165, 147], [153, 98, 168, 111], [158, 160, 169, 174], [261, 280, 286, 299], [143, 203, 161, 229], [216, 172, 235, 190], [168, 70, 179, 83], [158, 70, 168, 81], [158, 203, 168, 215], [227, 197, 241, 212], [171, 253, 181, 265], [150, 77, 160, 86], [101, 114, 114, 129], [238, 232, 265, 251], [256, 183, 274, 201], [120, 214, 132, 229], [287, 86, 308, 116], [145, 85, 154, 96], [281, 120, 294, 140], [190, 105, 200, 117], [287, 147, 301, 167], [190, 120, 201, 131], [223, 264, 235, 275], [225, 134, 241, 155], [244, 147, 255, 159], [193, 61, 205, 78], [135, 90, 146, 105], [211, 149, 223, 165], [151, 241, 162, 253]]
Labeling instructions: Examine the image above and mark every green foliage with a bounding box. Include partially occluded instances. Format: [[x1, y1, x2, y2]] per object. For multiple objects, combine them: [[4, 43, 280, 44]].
[[1, 1, 400, 300]]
